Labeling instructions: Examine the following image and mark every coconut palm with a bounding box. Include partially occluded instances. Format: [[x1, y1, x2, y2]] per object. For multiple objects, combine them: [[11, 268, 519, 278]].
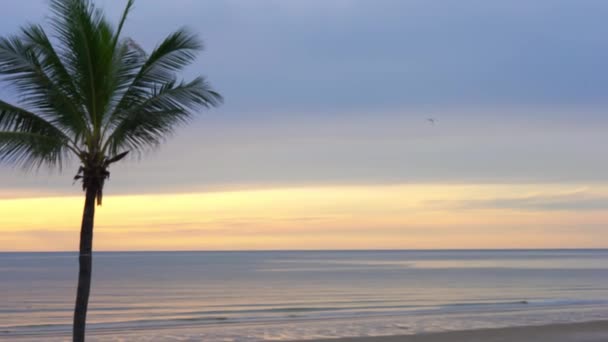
[[0, 0, 222, 340]]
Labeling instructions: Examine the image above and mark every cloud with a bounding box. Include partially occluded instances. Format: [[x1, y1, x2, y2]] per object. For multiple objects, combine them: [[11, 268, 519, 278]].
[[428, 190, 608, 211]]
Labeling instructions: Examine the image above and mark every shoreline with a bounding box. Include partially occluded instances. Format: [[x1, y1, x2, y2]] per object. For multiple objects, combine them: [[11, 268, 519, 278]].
[[5, 320, 608, 341], [296, 320, 608, 342]]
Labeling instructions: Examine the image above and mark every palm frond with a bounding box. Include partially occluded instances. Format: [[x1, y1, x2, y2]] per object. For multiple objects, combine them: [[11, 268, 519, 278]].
[[104, 77, 221, 154], [139, 28, 203, 84], [103, 38, 146, 129], [49, 0, 118, 139], [19, 25, 91, 139], [107, 28, 204, 125], [112, 0, 135, 48], [0, 131, 69, 169], [0, 100, 73, 141]]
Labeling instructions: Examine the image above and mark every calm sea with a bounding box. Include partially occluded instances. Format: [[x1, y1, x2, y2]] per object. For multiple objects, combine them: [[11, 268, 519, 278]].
[[2, 250, 608, 341]]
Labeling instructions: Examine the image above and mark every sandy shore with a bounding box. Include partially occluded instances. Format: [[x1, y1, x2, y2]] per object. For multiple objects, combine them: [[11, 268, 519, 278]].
[[297, 320, 608, 342]]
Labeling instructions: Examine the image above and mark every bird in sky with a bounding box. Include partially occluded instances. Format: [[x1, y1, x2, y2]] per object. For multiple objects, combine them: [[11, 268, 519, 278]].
[[427, 118, 437, 125]]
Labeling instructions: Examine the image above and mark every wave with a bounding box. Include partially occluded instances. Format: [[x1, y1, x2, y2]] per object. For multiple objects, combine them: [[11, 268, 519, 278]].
[[4, 298, 607, 336]]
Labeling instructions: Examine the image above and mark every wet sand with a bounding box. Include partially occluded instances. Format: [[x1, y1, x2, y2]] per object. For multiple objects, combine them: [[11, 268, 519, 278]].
[[299, 320, 608, 342]]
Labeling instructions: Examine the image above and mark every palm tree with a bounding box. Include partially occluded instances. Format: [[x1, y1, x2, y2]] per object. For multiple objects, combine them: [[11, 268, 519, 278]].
[[0, 0, 222, 340]]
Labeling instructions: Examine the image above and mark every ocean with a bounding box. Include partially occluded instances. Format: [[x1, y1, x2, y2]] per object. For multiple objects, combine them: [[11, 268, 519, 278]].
[[2, 250, 608, 341]]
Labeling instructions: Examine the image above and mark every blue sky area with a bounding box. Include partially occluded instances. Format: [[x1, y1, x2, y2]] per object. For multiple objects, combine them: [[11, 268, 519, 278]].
[[1, 0, 607, 194]]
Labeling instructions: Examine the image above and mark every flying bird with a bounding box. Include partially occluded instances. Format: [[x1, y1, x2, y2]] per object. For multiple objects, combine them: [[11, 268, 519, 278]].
[[427, 118, 437, 125]]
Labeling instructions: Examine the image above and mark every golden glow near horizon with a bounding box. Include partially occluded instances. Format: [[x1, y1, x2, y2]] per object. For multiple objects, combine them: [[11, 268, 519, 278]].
[[1, 184, 608, 251]]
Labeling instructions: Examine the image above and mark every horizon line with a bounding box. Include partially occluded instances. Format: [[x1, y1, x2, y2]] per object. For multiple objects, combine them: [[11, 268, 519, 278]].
[[2, 248, 608, 253]]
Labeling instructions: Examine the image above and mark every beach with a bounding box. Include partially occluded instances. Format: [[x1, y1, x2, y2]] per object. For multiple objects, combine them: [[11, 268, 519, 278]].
[[304, 321, 608, 342]]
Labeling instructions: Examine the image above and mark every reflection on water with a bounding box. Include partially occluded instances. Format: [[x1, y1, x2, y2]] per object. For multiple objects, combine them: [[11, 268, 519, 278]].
[[2, 250, 608, 340]]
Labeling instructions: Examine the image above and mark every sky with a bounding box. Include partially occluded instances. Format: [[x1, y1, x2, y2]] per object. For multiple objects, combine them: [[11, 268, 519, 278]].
[[0, 0, 607, 251]]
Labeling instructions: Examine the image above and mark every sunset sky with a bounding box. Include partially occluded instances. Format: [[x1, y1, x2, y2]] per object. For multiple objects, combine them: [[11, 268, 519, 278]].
[[1, 0, 608, 251]]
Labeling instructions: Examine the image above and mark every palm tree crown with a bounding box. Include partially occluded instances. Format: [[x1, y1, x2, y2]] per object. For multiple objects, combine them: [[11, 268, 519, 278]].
[[0, 0, 222, 203]]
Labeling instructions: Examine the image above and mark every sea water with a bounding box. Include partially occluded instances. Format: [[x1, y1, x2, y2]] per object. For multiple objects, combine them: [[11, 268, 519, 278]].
[[2, 250, 608, 341]]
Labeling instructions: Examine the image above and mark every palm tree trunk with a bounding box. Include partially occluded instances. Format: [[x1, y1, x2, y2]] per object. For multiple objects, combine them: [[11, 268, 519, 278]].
[[73, 184, 98, 342]]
